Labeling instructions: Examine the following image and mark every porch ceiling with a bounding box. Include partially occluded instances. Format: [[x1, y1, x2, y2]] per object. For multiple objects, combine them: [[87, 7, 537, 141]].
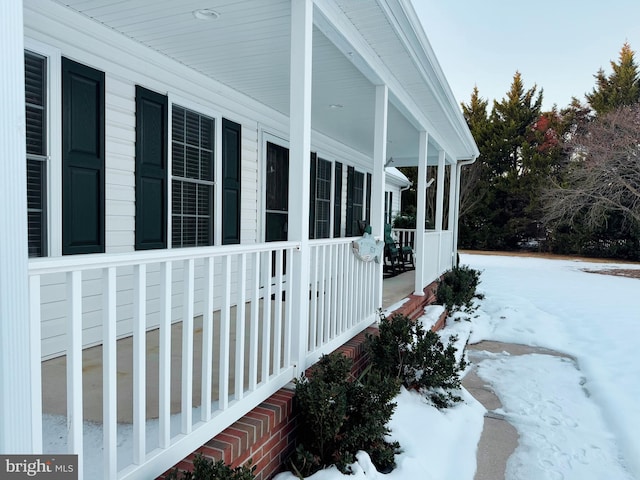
[[52, 0, 473, 164]]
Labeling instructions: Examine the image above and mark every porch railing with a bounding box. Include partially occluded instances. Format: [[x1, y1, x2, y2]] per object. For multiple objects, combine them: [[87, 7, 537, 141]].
[[28, 238, 380, 479], [393, 228, 416, 250], [422, 230, 455, 285], [307, 239, 379, 367], [390, 228, 456, 289]]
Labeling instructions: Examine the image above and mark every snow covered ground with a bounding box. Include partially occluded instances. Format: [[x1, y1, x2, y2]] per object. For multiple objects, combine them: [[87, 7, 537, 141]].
[[275, 253, 640, 480]]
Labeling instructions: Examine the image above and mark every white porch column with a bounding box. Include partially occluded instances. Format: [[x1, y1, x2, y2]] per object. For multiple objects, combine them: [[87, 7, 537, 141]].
[[435, 150, 446, 231], [288, 0, 312, 374], [452, 159, 471, 263], [447, 160, 458, 231], [0, 0, 38, 453], [414, 131, 429, 295], [372, 85, 388, 308], [435, 150, 446, 274]]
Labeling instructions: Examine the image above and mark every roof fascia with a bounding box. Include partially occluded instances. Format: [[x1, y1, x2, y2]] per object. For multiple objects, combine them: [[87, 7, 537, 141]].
[[379, 0, 479, 158]]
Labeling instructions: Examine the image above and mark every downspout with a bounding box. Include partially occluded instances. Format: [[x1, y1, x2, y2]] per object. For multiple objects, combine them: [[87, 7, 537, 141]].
[[452, 156, 477, 264]]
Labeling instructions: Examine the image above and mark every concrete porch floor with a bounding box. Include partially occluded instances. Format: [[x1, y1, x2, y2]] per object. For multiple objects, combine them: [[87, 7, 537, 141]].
[[41, 270, 418, 424]]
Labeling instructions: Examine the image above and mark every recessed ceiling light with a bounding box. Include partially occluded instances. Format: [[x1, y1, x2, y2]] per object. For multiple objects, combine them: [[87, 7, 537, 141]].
[[329, 104, 344, 109], [193, 8, 220, 20]]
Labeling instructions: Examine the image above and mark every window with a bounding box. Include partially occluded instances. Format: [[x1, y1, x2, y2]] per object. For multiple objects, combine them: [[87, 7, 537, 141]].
[[265, 141, 289, 242], [25, 51, 47, 257], [385, 191, 394, 225], [171, 105, 214, 247], [309, 154, 332, 239]]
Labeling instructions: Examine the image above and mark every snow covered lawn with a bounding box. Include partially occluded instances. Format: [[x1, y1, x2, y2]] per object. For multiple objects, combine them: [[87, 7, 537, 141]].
[[276, 253, 640, 480]]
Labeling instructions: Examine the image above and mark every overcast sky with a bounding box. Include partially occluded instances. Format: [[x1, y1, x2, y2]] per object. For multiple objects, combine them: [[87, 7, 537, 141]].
[[412, 1, 640, 111]]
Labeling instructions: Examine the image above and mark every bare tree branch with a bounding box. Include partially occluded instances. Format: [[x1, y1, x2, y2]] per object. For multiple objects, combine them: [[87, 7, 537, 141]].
[[543, 104, 640, 229]]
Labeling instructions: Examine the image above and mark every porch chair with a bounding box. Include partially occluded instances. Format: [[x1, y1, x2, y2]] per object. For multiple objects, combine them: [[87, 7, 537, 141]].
[[397, 235, 415, 271], [384, 224, 414, 275], [383, 224, 402, 276]]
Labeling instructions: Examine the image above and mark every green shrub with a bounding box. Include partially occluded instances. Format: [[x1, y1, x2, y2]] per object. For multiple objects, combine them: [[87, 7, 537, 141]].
[[291, 353, 400, 476], [166, 453, 256, 480], [367, 314, 466, 408], [436, 265, 483, 314]]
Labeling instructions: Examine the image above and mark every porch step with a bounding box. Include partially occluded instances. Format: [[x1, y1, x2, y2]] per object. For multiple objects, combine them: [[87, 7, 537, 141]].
[[387, 279, 446, 330]]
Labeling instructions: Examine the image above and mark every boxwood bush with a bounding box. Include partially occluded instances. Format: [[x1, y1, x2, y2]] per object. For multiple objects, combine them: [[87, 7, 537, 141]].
[[367, 314, 467, 409], [436, 265, 483, 314], [291, 353, 400, 477]]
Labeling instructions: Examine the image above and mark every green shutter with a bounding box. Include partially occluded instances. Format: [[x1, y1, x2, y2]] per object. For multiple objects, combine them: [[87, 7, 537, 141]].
[[135, 86, 168, 250], [346, 165, 355, 236], [62, 58, 105, 255], [222, 118, 241, 245], [366, 172, 372, 225], [334, 162, 342, 237], [309, 152, 317, 239]]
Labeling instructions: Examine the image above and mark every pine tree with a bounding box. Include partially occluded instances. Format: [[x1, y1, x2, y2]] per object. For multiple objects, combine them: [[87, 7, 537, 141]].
[[459, 86, 489, 218], [484, 72, 543, 248], [459, 87, 492, 248], [586, 42, 640, 115]]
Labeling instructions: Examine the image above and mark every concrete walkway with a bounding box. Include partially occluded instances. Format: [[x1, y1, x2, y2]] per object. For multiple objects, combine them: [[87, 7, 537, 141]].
[[462, 341, 574, 480]]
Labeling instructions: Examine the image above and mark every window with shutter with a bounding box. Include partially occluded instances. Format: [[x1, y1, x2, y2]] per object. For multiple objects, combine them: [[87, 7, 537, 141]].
[[171, 105, 214, 247], [25, 51, 48, 257]]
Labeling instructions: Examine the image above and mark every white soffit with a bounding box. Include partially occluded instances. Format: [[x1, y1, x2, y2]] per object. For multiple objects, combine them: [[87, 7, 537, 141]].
[[50, 0, 475, 161]]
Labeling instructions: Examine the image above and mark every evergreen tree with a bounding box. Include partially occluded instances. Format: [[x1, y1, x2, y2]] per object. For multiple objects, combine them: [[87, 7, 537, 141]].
[[459, 87, 491, 247], [484, 72, 543, 248], [586, 42, 640, 115]]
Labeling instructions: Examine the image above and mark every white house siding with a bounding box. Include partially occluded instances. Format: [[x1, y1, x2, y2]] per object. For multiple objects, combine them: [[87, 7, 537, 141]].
[[25, 2, 379, 359], [105, 76, 136, 253], [391, 188, 403, 218], [384, 167, 410, 224], [240, 126, 259, 245]]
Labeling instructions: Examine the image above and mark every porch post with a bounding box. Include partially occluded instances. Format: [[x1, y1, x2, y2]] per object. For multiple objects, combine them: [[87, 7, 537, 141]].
[[452, 160, 466, 263], [414, 131, 429, 295], [435, 150, 446, 274], [288, 0, 312, 374], [448, 159, 458, 231], [435, 150, 446, 231], [447, 158, 458, 266], [0, 0, 38, 453], [372, 84, 388, 308]]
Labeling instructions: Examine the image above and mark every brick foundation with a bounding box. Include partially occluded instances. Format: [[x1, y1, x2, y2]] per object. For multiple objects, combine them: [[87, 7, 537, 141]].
[[159, 281, 445, 480]]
